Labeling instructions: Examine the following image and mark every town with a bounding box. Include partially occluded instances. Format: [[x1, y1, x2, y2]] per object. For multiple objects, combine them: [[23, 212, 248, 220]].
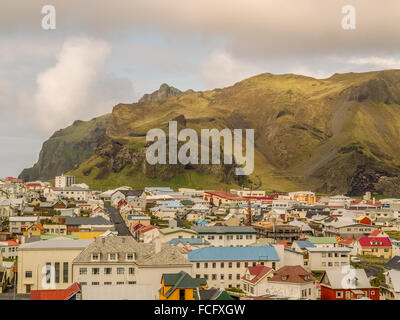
[[0, 174, 399, 301]]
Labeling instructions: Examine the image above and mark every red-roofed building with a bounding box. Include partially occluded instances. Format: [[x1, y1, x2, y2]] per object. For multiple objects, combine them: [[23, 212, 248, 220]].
[[30, 283, 81, 300], [354, 236, 392, 259], [276, 240, 289, 249], [369, 229, 389, 238], [133, 224, 160, 243], [203, 191, 245, 206], [0, 239, 20, 259], [264, 265, 317, 299], [241, 264, 274, 296], [349, 199, 382, 210], [5, 177, 22, 183]]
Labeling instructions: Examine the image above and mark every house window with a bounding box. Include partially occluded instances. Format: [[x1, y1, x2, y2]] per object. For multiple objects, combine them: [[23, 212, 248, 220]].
[[117, 268, 124, 275], [116, 282, 124, 285], [108, 253, 117, 261], [92, 268, 100, 275], [204, 274, 209, 280], [129, 267, 135, 275], [196, 263, 200, 268], [46, 262, 51, 284], [104, 268, 112, 275], [91, 282, 99, 286], [371, 290, 375, 295], [220, 262, 225, 268], [212, 274, 217, 280], [25, 271, 32, 278], [91, 253, 100, 261], [204, 263, 208, 268], [228, 274, 232, 280], [55, 262, 60, 283], [236, 262, 240, 268], [272, 262, 276, 269], [245, 262, 248, 268], [80, 282, 87, 286], [328, 262, 333, 267], [213, 263, 216, 268], [104, 282, 112, 285], [220, 274, 224, 280], [126, 253, 134, 261], [336, 291, 343, 298], [229, 262, 232, 268], [79, 268, 87, 275], [63, 262, 69, 283], [236, 274, 240, 280]]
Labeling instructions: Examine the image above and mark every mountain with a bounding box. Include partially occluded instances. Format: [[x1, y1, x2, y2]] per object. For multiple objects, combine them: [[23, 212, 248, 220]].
[[19, 114, 110, 182], [139, 83, 183, 102], [20, 71, 400, 195]]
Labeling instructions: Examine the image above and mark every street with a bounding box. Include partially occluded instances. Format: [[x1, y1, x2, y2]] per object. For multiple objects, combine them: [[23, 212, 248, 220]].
[[105, 205, 132, 236]]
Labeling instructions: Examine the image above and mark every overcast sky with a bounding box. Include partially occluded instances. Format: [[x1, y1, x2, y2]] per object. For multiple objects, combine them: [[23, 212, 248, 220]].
[[1, 0, 400, 178]]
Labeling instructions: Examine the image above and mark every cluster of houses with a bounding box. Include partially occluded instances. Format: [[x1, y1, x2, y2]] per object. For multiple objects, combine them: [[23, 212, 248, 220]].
[[2, 175, 400, 300]]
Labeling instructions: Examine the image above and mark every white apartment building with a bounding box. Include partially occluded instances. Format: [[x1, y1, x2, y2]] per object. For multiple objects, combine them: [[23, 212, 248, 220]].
[[191, 226, 257, 247], [55, 175, 75, 188], [17, 239, 93, 293], [305, 247, 351, 271], [188, 246, 280, 289]]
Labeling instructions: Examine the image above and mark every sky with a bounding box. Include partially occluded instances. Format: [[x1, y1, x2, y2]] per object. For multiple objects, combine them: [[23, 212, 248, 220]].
[[1, 0, 400, 178]]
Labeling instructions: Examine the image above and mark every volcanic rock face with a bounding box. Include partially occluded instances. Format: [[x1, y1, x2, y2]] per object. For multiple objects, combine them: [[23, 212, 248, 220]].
[[139, 83, 183, 103], [20, 70, 400, 195]]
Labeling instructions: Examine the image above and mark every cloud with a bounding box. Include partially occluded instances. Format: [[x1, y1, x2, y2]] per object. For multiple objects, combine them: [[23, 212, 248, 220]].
[[33, 36, 133, 136], [1, 0, 400, 60], [348, 56, 400, 69], [201, 51, 263, 88]]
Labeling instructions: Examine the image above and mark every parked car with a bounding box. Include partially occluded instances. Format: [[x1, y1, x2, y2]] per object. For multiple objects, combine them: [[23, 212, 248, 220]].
[[351, 256, 361, 263]]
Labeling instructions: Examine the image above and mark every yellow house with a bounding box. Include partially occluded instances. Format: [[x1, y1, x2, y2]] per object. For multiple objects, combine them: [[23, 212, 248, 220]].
[[159, 271, 207, 300], [70, 232, 104, 240], [23, 224, 44, 237]]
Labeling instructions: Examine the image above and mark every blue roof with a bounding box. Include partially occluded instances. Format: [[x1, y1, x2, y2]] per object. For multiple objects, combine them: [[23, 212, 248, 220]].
[[127, 214, 150, 220], [188, 246, 280, 261], [294, 240, 315, 249], [168, 238, 210, 245], [165, 200, 184, 208]]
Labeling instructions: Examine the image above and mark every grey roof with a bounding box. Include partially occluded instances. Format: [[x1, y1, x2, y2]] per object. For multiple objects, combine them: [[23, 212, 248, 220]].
[[385, 256, 400, 271], [191, 226, 256, 234], [65, 217, 112, 226], [19, 239, 93, 250], [307, 247, 351, 252], [112, 190, 144, 197], [73, 235, 190, 266], [322, 268, 371, 289]]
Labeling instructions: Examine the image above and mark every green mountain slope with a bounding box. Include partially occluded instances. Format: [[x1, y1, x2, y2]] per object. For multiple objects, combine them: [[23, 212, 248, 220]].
[[21, 71, 400, 194], [19, 114, 110, 181]]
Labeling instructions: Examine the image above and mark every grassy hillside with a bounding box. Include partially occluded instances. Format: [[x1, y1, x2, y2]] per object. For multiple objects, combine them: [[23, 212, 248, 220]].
[[23, 70, 400, 194]]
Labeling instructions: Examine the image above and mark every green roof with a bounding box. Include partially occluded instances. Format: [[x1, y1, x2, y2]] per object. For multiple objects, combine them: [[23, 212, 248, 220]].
[[307, 236, 337, 244], [40, 235, 79, 240], [181, 200, 194, 205], [163, 271, 206, 298], [159, 227, 197, 235], [216, 291, 235, 300]]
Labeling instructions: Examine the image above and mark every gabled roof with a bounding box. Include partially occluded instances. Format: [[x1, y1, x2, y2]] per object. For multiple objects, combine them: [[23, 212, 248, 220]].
[[386, 269, 400, 292], [159, 227, 197, 235], [30, 283, 81, 300], [168, 238, 210, 246], [384, 256, 400, 271], [162, 271, 205, 298], [191, 226, 256, 234], [293, 240, 315, 249], [242, 264, 273, 284], [65, 217, 112, 226], [358, 237, 391, 247], [307, 236, 337, 244], [112, 190, 144, 198], [369, 229, 385, 237], [269, 265, 315, 284], [321, 268, 371, 289]]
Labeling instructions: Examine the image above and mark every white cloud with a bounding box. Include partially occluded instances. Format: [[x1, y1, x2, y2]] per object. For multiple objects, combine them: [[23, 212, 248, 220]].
[[348, 56, 400, 69], [33, 36, 133, 136], [201, 51, 263, 89]]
